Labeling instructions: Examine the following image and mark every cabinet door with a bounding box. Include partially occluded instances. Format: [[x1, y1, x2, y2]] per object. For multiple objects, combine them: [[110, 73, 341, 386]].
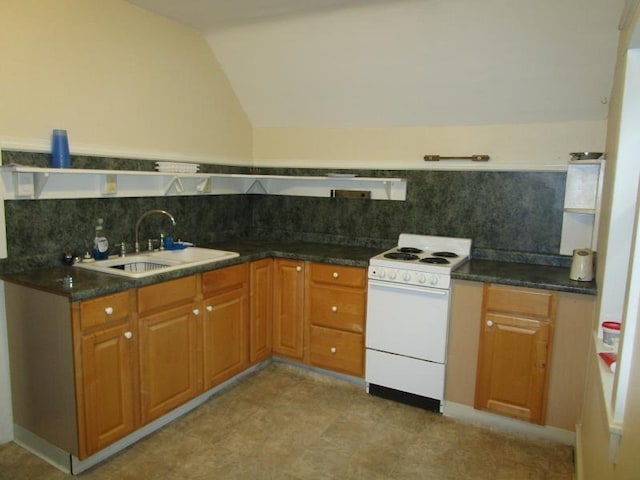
[[81, 322, 137, 455], [139, 303, 201, 424], [203, 286, 249, 389], [250, 258, 273, 364], [273, 259, 305, 359], [475, 312, 552, 424]]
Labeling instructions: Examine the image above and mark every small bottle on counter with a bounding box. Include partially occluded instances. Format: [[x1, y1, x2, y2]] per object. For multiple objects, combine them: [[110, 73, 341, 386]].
[[92, 218, 109, 260]]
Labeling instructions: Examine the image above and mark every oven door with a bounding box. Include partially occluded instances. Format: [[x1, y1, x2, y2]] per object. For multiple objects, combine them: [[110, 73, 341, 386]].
[[365, 279, 450, 363]]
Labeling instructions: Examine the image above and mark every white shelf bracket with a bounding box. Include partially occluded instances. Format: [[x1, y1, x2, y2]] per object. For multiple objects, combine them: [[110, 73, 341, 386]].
[[246, 179, 267, 194], [196, 177, 212, 194], [164, 177, 185, 195]]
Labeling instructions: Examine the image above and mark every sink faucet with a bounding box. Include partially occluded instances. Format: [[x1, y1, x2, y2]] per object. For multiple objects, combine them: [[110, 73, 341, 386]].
[[135, 209, 176, 253]]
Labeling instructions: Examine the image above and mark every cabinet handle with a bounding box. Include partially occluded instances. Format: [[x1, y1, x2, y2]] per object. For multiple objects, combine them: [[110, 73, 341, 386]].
[[330, 347, 337, 354], [104, 307, 114, 315], [206, 305, 213, 312], [486, 320, 493, 327], [124, 331, 132, 339], [333, 272, 339, 279], [331, 305, 338, 312], [193, 308, 200, 316], [296, 266, 302, 272]]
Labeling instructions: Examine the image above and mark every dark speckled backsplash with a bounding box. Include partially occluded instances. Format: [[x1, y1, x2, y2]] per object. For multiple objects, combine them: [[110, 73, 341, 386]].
[[0, 151, 568, 272]]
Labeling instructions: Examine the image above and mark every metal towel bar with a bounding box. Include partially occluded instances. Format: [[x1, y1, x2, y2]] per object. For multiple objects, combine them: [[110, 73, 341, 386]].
[[423, 154, 490, 162]]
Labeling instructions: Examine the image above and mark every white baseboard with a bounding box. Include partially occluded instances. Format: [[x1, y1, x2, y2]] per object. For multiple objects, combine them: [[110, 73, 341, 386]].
[[443, 401, 576, 446]]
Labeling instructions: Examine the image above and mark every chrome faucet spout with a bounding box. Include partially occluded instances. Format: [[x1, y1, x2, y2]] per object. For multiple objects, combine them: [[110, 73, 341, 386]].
[[135, 209, 176, 253]]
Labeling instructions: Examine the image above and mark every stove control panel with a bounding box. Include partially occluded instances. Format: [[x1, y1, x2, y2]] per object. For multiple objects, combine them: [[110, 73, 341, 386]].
[[368, 266, 451, 289]]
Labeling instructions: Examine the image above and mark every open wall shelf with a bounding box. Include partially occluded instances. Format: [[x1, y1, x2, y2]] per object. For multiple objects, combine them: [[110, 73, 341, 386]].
[[0, 166, 407, 201]]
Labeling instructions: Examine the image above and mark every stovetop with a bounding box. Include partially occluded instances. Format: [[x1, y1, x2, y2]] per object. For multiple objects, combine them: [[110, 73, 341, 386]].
[[368, 235, 472, 287]]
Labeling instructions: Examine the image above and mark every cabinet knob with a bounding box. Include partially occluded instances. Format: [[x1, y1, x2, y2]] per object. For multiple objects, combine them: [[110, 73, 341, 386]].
[[486, 320, 494, 327], [330, 347, 337, 354], [333, 272, 339, 279], [123, 331, 132, 339], [206, 305, 213, 312], [296, 266, 302, 272], [104, 307, 114, 315], [331, 305, 338, 312], [193, 308, 200, 316]]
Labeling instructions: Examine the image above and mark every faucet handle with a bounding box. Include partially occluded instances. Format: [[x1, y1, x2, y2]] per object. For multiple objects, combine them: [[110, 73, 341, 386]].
[[119, 242, 127, 257], [147, 239, 153, 251]]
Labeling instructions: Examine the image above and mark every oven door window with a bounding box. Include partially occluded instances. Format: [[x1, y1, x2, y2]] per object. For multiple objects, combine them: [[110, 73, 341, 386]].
[[366, 280, 450, 363]]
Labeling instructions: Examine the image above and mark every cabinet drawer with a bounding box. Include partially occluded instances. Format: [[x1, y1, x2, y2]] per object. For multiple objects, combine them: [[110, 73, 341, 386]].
[[310, 263, 366, 289], [484, 284, 556, 319], [310, 326, 364, 377], [202, 263, 248, 296], [80, 291, 130, 330], [137, 275, 198, 315], [309, 286, 365, 333]]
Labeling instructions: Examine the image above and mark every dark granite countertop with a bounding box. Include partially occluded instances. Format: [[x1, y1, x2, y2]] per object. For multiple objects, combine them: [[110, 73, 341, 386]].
[[453, 259, 596, 295], [1, 238, 596, 301]]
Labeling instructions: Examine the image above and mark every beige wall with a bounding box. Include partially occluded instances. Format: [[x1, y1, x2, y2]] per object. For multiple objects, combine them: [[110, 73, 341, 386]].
[[252, 121, 606, 170], [0, 0, 252, 164]]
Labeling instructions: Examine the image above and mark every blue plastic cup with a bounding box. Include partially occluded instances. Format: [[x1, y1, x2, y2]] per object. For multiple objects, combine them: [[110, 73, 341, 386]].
[[51, 129, 70, 168]]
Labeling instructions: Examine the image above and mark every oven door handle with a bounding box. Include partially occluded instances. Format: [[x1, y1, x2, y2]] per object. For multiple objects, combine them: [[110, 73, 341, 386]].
[[368, 279, 448, 296]]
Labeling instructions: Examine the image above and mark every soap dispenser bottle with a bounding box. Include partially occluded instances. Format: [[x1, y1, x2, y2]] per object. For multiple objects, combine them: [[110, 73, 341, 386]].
[[92, 218, 109, 260]]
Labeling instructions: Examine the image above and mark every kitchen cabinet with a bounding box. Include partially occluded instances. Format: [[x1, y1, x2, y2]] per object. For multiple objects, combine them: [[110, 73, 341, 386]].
[[474, 284, 556, 424], [250, 258, 273, 364], [306, 263, 366, 377], [201, 264, 250, 389], [273, 258, 306, 359], [138, 275, 202, 424], [74, 291, 138, 457]]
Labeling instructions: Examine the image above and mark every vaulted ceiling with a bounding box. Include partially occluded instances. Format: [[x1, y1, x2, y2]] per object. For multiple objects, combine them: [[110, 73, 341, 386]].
[[126, 0, 624, 128]]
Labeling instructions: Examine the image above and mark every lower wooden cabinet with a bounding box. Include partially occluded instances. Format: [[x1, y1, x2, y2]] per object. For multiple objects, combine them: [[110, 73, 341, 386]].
[[80, 320, 138, 456], [475, 284, 556, 424], [309, 325, 364, 376], [74, 290, 139, 458], [202, 264, 250, 389], [273, 258, 305, 359], [250, 258, 273, 364], [139, 302, 201, 424], [306, 263, 366, 377]]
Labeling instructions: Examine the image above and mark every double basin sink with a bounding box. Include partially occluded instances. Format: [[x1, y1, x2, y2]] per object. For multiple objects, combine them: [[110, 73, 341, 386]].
[[74, 247, 239, 279]]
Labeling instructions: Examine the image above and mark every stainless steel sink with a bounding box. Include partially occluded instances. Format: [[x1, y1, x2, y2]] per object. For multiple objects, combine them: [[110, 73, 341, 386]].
[[74, 247, 239, 278]]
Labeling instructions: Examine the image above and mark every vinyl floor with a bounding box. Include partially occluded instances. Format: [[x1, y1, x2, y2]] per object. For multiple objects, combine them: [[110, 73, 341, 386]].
[[0, 362, 575, 479]]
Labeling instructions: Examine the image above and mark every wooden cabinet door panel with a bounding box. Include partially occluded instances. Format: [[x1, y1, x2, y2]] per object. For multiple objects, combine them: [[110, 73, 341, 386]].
[[273, 259, 305, 359], [310, 326, 364, 377], [309, 285, 365, 333], [203, 287, 249, 389], [81, 322, 136, 455], [250, 259, 273, 364], [139, 304, 200, 424], [475, 312, 551, 424]]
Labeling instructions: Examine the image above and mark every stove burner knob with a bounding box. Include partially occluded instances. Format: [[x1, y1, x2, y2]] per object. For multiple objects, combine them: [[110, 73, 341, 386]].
[[418, 274, 426, 284], [389, 270, 397, 280], [377, 269, 386, 279], [428, 275, 439, 286], [403, 272, 411, 282]]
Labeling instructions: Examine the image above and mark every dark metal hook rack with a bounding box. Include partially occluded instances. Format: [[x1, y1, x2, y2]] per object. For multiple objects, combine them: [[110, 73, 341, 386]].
[[423, 154, 490, 162]]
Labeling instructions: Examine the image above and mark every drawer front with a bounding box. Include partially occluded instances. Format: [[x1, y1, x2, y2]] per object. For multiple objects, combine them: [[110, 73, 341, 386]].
[[310, 263, 366, 289], [202, 263, 249, 296], [80, 291, 130, 330], [138, 275, 198, 315], [309, 286, 365, 333], [310, 326, 364, 377], [484, 284, 556, 319]]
